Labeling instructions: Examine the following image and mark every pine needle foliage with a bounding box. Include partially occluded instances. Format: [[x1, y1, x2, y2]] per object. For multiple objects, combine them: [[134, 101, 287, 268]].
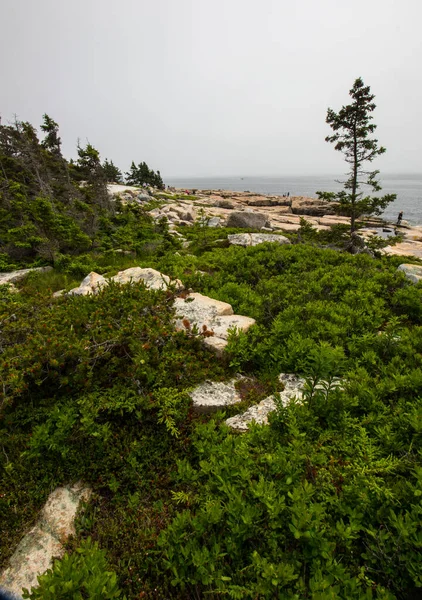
[[317, 78, 396, 232]]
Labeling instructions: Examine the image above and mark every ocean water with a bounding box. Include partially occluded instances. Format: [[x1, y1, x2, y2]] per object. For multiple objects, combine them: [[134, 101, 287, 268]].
[[166, 174, 422, 225]]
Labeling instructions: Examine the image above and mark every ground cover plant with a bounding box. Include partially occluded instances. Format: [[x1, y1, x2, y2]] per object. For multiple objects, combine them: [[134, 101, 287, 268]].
[[1, 238, 422, 599]]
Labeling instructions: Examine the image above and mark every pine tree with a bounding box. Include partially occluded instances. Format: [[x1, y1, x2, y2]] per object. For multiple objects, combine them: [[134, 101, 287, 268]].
[[125, 161, 164, 189], [103, 158, 123, 183], [155, 170, 164, 190], [125, 161, 139, 186], [317, 78, 396, 233], [40, 114, 62, 157]]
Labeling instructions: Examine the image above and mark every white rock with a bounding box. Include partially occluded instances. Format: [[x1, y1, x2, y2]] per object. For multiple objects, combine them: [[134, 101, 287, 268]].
[[202, 336, 229, 356], [40, 484, 90, 542], [225, 373, 344, 431], [225, 374, 304, 431], [228, 233, 291, 247], [207, 217, 221, 227], [0, 483, 91, 599], [166, 211, 180, 221], [190, 378, 244, 414], [108, 184, 140, 196], [397, 263, 422, 283], [67, 272, 108, 296], [174, 293, 233, 329], [208, 314, 256, 339], [174, 292, 255, 355], [0, 267, 53, 286], [111, 267, 183, 290], [225, 396, 277, 431]]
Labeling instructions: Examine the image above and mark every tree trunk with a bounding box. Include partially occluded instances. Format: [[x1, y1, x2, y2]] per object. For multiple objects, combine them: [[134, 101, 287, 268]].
[[351, 119, 358, 233]]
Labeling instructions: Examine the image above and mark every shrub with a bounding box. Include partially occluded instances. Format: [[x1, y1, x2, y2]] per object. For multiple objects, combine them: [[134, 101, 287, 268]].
[[23, 538, 126, 599]]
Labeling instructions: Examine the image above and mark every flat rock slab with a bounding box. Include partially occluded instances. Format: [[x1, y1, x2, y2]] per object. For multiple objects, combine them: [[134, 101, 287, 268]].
[[225, 396, 277, 431], [174, 293, 255, 356], [110, 267, 183, 290], [108, 184, 141, 195], [0, 482, 91, 599], [174, 292, 233, 324], [291, 197, 339, 216], [0, 267, 53, 286], [67, 267, 183, 296], [225, 373, 306, 431], [272, 223, 301, 232], [383, 241, 422, 260], [228, 233, 291, 247], [225, 373, 344, 431], [402, 226, 422, 241], [397, 263, 422, 283], [190, 378, 245, 413]]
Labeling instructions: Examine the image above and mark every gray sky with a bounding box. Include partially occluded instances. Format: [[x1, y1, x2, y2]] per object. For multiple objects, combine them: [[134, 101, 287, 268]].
[[1, 0, 421, 177]]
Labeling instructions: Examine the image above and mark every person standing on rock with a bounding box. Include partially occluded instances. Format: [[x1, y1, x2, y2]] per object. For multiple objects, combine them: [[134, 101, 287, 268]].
[[396, 211, 403, 226]]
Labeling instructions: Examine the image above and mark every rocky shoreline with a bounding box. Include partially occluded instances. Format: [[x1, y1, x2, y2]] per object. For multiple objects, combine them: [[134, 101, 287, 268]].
[[108, 184, 422, 260]]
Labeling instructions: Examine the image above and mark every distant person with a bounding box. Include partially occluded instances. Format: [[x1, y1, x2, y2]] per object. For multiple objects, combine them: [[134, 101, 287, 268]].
[[396, 211, 403, 226], [287, 192, 290, 197]]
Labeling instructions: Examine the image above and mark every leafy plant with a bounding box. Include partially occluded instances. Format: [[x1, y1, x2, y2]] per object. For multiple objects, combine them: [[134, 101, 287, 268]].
[[23, 538, 126, 599]]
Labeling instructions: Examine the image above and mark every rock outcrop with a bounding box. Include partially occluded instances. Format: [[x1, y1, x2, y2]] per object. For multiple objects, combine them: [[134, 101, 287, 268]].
[[66, 268, 183, 296], [0, 267, 53, 287], [67, 272, 108, 296], [107, 184, 153, 204], [397, 263, 422, 283], [225, 211, 270, 229], [225, 374, 343, 431], [383, 241, 422, 260], [174, 292, 255, 355], [225, 373, 306, 431], [228, 233, 291, 247], [189, 378, 245, 414], [0, 483, 91, 599], [110, 267, 183, 290], [291, 197, 339, 216]]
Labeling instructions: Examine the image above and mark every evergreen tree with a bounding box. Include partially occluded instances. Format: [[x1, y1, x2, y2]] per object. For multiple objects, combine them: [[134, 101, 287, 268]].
[[125, 161, 139, 186], [125, 160, 165, 189], [40, 114, 62, 157], [75, 141, 109, 209], [103, 158, 123, 183], [317, 78, 396, 232], [155, 169, 164, 190]]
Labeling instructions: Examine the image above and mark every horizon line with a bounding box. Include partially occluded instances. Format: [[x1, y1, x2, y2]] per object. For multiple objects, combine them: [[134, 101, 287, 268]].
[[165, 171, 422, 179]]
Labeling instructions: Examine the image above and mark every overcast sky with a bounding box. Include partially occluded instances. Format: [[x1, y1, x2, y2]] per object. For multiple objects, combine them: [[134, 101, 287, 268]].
[[1, 0, 421, 177]]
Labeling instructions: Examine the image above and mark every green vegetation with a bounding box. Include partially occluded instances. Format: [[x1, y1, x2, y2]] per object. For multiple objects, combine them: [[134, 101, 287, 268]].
[[1, 113, 421, 599], [126, 161, 165, 190], [23, 539, 125, 599], [0, 115, 167, 267], [103, 159, 124, 183], [317, 78, 396, 233], [2, 238, 422, 599]]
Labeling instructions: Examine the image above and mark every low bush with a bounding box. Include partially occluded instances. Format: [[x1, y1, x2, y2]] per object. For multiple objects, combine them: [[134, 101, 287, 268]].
[[23, 538, 125, 599], [2, 242, 422, 598]]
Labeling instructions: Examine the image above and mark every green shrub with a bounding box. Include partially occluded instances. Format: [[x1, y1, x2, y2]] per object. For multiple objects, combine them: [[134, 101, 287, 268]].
[[23, 538, 126, 599]]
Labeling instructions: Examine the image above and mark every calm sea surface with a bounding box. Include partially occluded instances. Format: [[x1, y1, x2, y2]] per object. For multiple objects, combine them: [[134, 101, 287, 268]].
[[166, 174, 422, 225]]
